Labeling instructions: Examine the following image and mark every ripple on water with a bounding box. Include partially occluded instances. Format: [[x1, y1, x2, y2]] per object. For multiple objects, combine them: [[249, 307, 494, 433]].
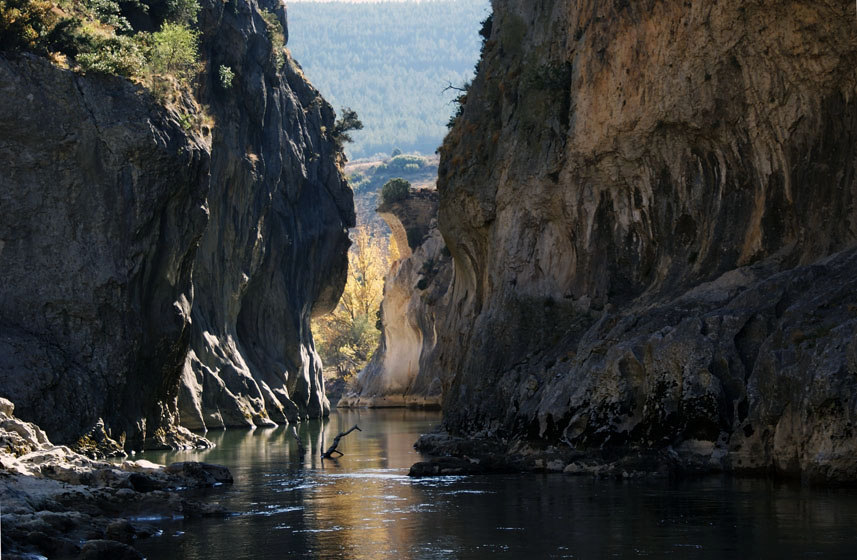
[[247, 505, 304, 517], [291, 526, 345, 533], [406, 475, 467, 487], [320, 471, 408, 481]]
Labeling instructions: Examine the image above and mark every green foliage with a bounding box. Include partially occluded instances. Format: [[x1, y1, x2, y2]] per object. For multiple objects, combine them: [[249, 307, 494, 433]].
[[288, 0, 490, 157], [380, 178, 411, 205], [333, 107, 363, 149], [179, 113, 193, 130], [149, 22, 199, 81], [347, 153, 436, 195], [376, 154, 426, 174], [218, 64, 234, 88], [479, 13, 493, 42], [260, 8, 284, 67], [86, 0, 131, 33], [76, 32, 147, 76], [0, 0, 58, 52], [165, 0, 199, 25], [1, 0, 206, 104], [44, 16, 86, 55]]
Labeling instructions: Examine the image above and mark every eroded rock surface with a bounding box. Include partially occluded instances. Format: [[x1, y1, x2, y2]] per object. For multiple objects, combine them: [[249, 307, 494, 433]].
[[0, 0, 354, 446], [339, 191, 449, 408], [178, 0, 354, 430], [0, 53, 210, 451], [415, 0, 857, 483]]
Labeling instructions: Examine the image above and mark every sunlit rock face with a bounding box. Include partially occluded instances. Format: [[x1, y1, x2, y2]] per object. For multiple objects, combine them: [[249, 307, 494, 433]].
[[178, 0, 354, 430], [340, 191, 449, 408], [426, 0, 857, 482]]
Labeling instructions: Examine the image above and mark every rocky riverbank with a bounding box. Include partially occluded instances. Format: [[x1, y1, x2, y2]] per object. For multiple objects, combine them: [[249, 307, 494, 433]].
[[1, 398, 232, 558]]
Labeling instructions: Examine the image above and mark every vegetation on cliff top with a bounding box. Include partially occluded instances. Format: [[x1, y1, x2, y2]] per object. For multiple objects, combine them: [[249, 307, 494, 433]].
[[380, 177, 411, 204], [1, 1, 278, 120], [0, 0, 209, 110]]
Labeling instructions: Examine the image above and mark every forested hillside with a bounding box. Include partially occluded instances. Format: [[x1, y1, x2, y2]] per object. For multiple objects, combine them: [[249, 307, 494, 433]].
[[288, 0, 490, 158]]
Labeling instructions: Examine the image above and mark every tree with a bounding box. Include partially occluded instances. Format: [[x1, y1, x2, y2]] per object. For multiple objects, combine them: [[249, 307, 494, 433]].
[[332, 107, 363, 149], [0, 0, 57, 52], [381, 177, 411, 204], [149, 22, 199, 81], [312, 225, 391, 376], [165, 0, 201, 25]]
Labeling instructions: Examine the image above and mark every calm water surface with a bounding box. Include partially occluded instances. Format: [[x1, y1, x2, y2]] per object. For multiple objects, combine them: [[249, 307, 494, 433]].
[[135, 409, 857, 559]]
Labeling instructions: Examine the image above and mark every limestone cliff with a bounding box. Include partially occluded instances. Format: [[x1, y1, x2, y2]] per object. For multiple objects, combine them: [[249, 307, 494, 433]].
[[339, 190, 449, 408], [0, 53, 210, 451], [419, 0, 857, 482], [177, 1, 354, 430], [0, 1, 353, 448]]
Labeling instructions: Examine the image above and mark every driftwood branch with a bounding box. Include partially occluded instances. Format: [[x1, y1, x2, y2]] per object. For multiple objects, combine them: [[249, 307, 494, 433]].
[[290, 425, 305, 455], [321, 425, 362, 459]]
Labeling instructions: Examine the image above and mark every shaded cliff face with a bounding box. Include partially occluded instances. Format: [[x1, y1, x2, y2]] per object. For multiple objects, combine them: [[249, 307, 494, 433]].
[[178, 0, 355, 430], [339, 191, 449, 408], [428, 0, 857, 481], [0, 1, 353, 446], [0, 54, 210, 450]]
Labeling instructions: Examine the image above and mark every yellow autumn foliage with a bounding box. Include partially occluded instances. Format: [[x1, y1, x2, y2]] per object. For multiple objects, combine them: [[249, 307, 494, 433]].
[[313, 224, 393, 377]]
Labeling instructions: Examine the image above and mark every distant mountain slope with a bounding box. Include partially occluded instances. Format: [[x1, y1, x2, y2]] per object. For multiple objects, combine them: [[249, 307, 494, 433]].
[[287, 0, 490, 158]]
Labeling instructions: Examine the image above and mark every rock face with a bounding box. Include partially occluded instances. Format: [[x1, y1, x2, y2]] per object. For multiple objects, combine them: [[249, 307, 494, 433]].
[[418, 0, 857, 482], [339, 191, 449, 408], [0, 53, 211, 451], [177, 1, 354, 430], [0, 1, 353, 446]]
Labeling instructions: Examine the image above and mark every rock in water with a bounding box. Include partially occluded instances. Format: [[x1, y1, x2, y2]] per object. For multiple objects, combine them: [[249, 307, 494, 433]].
[[413, 0, 857, 483], [0, 400, 233, 557]]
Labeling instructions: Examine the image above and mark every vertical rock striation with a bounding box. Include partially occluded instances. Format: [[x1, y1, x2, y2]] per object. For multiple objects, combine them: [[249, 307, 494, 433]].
[[417, 0, 857, 482], [339, 190, 449, 408], [0, 54, 211, 450], [0, 1, 353, 447], [177, 0, 354, 430]]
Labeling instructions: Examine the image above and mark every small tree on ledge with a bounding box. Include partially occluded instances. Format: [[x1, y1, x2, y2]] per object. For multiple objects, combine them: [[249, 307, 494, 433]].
[[333, 107, 363, 150], [380, 178, 410, 204]]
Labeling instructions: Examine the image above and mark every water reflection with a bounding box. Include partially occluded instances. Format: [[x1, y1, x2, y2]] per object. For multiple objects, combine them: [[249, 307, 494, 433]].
[[136, 410, 857, 559]]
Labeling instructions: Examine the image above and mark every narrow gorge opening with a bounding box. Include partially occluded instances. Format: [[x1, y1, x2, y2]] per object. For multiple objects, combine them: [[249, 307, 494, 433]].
[[4, 0, 857, 558], [292, 0, 490, 409]]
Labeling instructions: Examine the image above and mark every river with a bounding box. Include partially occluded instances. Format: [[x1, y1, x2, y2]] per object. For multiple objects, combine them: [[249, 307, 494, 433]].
[[134, 409, 857, 559]]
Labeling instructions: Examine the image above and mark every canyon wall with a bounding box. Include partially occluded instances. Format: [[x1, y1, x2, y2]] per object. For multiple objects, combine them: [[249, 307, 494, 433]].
[[0, 0, 353, 448], [177, 0, 354, 430], [339, 190, 449, 408], [0, 53, 211, 451], [421, 0, 857, 482]]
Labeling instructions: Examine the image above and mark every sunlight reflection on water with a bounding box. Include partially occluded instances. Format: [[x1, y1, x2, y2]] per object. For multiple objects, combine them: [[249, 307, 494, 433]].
[[135, 409, 857, 560]]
